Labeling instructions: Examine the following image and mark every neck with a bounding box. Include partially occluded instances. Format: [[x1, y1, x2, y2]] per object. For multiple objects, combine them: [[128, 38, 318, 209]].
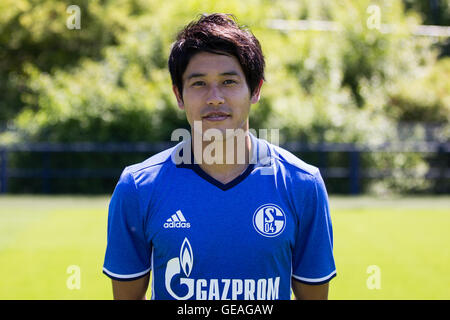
[[191, 129, 253, 183]]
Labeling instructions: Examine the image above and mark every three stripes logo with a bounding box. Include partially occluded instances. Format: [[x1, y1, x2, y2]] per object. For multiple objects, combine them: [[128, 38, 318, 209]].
[[164, 210, 191, 229]]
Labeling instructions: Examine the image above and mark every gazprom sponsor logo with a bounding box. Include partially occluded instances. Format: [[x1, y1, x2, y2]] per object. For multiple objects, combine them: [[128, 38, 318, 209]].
[[165, 238, 280, 300], [193, 277, 280, 300]]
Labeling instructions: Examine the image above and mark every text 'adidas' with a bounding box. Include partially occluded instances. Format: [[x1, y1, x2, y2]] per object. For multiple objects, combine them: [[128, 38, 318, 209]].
[[164, 210, 191, 229]]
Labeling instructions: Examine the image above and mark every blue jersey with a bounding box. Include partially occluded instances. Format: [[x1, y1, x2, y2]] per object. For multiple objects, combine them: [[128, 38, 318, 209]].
[[103, 133, 336, 300]]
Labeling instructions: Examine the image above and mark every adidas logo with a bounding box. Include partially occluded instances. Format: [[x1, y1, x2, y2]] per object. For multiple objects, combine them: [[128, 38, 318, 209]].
[[164, 210, 191, 229]]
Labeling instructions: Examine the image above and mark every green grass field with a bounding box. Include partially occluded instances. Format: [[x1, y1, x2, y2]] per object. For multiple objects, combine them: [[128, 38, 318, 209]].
[[0, 195, 449, 299]]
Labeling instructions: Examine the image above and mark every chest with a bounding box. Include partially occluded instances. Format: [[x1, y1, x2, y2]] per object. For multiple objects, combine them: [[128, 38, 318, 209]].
[[145, 179, 298, 276]]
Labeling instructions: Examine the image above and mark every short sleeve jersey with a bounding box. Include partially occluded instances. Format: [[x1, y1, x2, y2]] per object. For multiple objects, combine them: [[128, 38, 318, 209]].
[[103, 133, 336, 300]]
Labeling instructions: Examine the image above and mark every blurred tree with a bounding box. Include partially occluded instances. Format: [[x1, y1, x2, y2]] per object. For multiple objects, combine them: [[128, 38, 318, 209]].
[[403, 0, 450, 25], [402, 0, 450, 57], [0, 0, 143, 128]]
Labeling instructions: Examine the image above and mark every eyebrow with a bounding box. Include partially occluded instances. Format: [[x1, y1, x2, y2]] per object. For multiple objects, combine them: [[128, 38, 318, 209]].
[[185, 71, 240, 81]]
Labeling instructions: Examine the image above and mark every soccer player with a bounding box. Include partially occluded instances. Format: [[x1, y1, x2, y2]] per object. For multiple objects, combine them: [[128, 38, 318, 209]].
[[103, 13, 336, 300]]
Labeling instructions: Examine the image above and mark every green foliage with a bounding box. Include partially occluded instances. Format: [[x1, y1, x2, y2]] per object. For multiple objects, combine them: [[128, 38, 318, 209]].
[[403, 0, 450, 25], [0, 0, 133, 124], [387, 57, 450, 123], [0, 0, 448, 194]]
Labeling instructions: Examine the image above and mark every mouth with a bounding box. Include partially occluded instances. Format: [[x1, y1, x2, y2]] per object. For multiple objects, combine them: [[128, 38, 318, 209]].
[[202, 112, 231, 122]]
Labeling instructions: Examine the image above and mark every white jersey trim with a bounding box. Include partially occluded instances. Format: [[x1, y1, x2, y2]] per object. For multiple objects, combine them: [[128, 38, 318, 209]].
[[292, 270, 336, 283], [103, 266, 151, 279]]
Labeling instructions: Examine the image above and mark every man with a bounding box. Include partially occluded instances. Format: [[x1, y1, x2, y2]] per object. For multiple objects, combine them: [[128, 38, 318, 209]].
[[103, 13, 336, 300]]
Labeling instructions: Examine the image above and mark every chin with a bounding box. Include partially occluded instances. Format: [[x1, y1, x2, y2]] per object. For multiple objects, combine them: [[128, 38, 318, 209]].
[[202, 126, 229, 141], [206, 127, 250, 142]]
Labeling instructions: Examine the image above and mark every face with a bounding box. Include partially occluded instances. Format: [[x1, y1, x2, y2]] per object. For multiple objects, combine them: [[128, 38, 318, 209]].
[[173, 51, 262, 137]]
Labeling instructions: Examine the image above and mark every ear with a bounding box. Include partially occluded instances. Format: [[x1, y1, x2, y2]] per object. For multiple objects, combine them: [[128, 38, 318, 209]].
[[172, 85, 185, 110], [250, 79, 264, 104]]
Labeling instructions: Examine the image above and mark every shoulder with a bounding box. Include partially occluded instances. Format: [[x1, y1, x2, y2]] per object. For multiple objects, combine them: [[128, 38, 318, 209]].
[[258, 138, 327, 204], [262, 141, 329, 215], [118, 142, 182, 188], [264, 140, 321, 181]]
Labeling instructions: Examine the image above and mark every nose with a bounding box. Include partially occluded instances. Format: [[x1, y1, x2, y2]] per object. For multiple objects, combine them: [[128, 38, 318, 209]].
[[206, 85, 225, 106]]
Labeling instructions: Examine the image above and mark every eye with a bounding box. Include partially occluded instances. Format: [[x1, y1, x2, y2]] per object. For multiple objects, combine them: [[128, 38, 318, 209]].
[[223, 79, 237, 85], [191, 81, 205, 87]]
